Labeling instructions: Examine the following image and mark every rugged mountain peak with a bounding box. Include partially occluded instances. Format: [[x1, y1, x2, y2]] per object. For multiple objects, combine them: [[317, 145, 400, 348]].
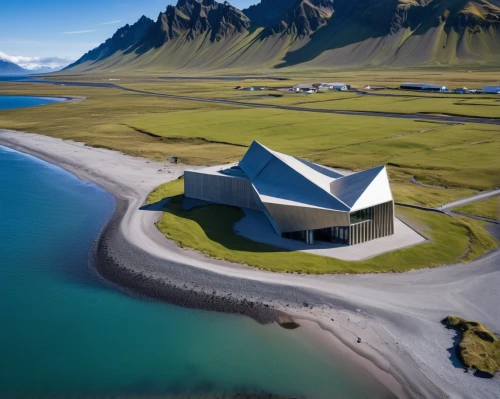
[[65, 16, 154, 68], [148, 0, 250, 43], [64, 0, 500, 73], [264, 0, 336, 38], [112, 15, 154, 44], [243, 0, 296, 27]]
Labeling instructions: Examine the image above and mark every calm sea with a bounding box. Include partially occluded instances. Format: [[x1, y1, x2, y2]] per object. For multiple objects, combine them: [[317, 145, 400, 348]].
[[0, 95, 64, 110], [0, 101, 393, 398]]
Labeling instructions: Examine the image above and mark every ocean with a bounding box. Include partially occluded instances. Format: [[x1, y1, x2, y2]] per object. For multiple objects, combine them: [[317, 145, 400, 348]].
[[0, 95, 64, 110], [0, 100, 392, 398]]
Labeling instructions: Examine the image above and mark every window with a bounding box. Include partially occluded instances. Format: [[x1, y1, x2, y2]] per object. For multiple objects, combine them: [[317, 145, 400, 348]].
[[350, 207, 372, 224], [331, 226, 349, 244]]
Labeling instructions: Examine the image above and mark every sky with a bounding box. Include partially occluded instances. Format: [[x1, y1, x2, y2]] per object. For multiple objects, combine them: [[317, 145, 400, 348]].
[[0, 0, 256, 70]]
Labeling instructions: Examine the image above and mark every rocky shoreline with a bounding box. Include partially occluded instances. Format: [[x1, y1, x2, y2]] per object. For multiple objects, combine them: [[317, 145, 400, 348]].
[[3, 130, 499, 399], [92, 195, 336, 328]]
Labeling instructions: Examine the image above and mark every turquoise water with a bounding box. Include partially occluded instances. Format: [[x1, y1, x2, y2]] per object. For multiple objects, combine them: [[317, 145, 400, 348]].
[[0, 95, 64, 110], [0, 145, 392, 399]]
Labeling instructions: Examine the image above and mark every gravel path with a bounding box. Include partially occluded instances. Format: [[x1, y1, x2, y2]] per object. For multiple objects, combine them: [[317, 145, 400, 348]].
[[440, 189, 500, 211]]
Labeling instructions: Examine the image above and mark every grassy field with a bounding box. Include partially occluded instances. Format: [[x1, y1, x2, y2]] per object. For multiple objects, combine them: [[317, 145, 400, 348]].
[[146, 179, 497, 274], [119, 80, 500, 119], [0, 83, 246, 164], [452, 197, 500, 220], [1, 77, 499, 209], [51, 66, 500, 87], [443, 316, 500, 376], [128, 106, 500, 205]]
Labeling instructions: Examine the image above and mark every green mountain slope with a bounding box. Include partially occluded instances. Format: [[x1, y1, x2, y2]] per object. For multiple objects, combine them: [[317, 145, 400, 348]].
[[64, 0, 500, 73]]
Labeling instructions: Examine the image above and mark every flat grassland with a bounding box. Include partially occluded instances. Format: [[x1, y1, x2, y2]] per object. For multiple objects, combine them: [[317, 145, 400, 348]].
[[0, 74, 499, 210], [1, 72, 498, 272], [452, 196, 500, 220], [146, 179, 497, 274], [119, 80, 500, 119]]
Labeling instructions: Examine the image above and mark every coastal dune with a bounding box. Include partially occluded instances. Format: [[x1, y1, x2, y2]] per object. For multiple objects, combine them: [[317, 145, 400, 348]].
[[1, 129, 499, 399]]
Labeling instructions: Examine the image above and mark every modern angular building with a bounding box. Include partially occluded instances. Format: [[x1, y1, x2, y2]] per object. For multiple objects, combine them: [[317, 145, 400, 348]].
[[184, 141, 394, 246]]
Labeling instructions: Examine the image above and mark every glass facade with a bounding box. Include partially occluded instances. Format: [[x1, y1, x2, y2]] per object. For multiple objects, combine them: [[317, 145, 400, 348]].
[[282, 226, 350, 245], [280, 202, 393, 246], [350, 207, 372, 225], [331, 226, 349, 244]]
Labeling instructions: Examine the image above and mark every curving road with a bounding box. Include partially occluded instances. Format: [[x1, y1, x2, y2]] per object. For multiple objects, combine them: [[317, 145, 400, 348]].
[[439, 189, 500, 212], [31, 79, 500, 126]]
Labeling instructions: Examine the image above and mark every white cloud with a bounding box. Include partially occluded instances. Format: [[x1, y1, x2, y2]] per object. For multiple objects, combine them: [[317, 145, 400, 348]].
[[97, 20, 122, 25], [0, 51, 75, 70], [61, 30, 97, 35]]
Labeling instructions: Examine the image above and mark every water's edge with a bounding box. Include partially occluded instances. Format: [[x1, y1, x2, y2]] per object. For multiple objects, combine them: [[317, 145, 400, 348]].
[[0, 133, 426, 399]]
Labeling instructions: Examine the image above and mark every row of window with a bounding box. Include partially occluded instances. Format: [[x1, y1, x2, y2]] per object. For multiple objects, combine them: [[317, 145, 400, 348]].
[[331, 226, 349, 244], [282, 207, 373, 245], [282, 227, 350, 244], [350, 207, 372, 224]]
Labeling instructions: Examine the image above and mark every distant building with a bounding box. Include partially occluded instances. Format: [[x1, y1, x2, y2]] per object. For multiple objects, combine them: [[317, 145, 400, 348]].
[[483, 86, 500, 94], [184, 141, 395, 246], [329, 82, 351, 91], [400, 83, 447, 92], [293, 84, 317, 94], [313, 82, 351, 91]]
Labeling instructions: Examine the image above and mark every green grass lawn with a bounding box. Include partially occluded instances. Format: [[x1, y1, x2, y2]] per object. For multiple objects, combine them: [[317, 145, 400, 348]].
[[293, 93, 500, 119], [443, 316, 500, 376], [128, 105, 500, 205], [452, 196, 500, 220], [0, 83, 246, 164], [120, 78, 500, 119], [1, 79, 499, 208], [146, 179, 497, 274]]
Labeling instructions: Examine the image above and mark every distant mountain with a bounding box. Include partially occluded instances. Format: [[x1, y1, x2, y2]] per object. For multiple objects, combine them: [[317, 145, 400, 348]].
[[136, 0, 250, 47], [64, 0, 500, 73], [242, 0, 295, 27], [64, 16, 154, 69], [30, 66, 63, 74], [0, 59, 28, 75], [262, 0, 335, 38]]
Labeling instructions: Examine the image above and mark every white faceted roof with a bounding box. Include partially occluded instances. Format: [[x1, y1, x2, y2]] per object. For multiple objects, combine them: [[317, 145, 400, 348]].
[[239, 141, 393, 212]]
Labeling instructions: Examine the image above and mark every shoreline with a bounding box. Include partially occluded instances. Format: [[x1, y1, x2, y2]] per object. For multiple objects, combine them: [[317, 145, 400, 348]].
[[1, 129, 499, 399], [0, 93, 87, 104]]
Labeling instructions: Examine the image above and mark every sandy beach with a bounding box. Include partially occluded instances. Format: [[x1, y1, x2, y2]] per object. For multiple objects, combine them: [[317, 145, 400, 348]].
[[1, 129, 499, 399]]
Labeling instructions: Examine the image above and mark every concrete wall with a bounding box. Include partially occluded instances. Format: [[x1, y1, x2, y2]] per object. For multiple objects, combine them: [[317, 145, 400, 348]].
[[184, 171, 261, 210], [349, 201, 394, 245], [263, 202, 350, 233]]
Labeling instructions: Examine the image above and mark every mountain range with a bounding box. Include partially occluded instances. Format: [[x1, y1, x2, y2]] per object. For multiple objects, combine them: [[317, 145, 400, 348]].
[[0, 59, 29, 75], [0, 58, 62, 75], [64, 0, 500, 73]]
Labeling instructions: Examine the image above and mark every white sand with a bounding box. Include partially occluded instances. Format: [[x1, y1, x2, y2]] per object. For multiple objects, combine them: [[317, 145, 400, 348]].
[[1, 129, 499, 399]]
